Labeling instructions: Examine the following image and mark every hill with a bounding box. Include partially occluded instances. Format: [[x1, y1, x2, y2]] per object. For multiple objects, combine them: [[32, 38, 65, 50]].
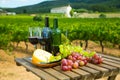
[[7, 0, 120, 13]]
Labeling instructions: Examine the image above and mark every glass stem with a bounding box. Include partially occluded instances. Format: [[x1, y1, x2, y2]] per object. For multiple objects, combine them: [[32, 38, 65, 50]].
[[41, 45, 45, 50], [34, 45, 37, 49]]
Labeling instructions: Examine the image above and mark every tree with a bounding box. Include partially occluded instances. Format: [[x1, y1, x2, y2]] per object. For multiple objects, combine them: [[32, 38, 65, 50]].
[[23, 9, 27, 13], [70, 9, 74, 17], [99, 13, 106, 18]]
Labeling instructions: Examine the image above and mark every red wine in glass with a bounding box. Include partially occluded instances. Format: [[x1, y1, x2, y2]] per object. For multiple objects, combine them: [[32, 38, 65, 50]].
[[37, 37, 51, 52], [38, 37, 45, 45], [28, 37, 38, 45], [37, 37, 45, 49], [28, 27, 40, 49]]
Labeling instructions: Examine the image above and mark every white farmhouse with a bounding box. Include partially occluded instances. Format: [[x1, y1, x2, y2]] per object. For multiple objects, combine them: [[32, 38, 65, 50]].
[[0, 9, 3, 12], [6, 12, 16, 15], [51, 5, 72, 17], [0, 9, 6, 15]]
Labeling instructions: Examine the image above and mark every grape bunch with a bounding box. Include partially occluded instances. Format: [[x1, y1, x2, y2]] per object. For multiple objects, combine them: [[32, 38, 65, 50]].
[[90, 54, 103, 64], [61, 52, 88, 71], [61, 52, 103, 71]]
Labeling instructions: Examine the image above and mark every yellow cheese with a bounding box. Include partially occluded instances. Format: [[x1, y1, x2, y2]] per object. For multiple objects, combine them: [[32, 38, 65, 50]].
[[32, 49, 52, 64]]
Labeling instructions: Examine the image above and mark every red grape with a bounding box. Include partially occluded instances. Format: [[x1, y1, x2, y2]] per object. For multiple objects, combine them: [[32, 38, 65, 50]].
[[77, 55, 83, 60], [79, 60, 85, 66], [67, 65, 72, 70], [72, 62, 79, 69], [61, 59, 68, 66], [67, 59, 73, 66], [72, 57, 77, 62], [61, 66, 69, 71], [91, 54, 103, 64], [68, 55, 73, 60], [83, 60, 88, 65], [93, 54, 99, 60]]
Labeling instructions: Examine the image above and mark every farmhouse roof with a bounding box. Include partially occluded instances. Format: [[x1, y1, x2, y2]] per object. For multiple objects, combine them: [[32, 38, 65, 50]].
[[51, 5, 71, 10]]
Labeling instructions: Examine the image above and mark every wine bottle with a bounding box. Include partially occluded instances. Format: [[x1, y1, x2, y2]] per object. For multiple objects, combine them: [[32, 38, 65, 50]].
[[52, 18, 61, 55], [42, 17, 52, 52]]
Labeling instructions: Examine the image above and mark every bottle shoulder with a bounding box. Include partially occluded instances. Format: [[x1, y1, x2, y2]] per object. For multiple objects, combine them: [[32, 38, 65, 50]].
[[52, 28, 61, 32], [42, 27, 52, 32]]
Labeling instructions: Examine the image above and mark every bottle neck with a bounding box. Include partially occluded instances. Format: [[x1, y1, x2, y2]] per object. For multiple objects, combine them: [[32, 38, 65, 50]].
[[45, 17, 49, 27], [53, 18, 58, 29]]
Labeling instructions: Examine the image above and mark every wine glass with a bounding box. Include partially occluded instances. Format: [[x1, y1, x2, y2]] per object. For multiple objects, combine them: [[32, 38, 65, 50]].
[[37, 27, 46, 50], [28, 27, 38, 49]]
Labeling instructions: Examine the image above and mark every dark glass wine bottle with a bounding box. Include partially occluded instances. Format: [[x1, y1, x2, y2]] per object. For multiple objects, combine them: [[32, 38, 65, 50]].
[[52, 18, 61, 55], [42, 17, 52, 52]]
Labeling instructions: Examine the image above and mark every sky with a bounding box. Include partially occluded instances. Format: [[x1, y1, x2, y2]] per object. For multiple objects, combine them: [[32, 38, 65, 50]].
[[0, 0, 48, 8]]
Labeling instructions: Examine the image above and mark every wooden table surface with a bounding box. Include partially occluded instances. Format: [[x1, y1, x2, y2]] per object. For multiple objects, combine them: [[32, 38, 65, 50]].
[[15, 53, 120, 80]]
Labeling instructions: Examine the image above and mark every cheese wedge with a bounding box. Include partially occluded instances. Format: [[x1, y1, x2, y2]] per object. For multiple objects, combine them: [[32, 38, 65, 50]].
[[32, 49, 52, 64]]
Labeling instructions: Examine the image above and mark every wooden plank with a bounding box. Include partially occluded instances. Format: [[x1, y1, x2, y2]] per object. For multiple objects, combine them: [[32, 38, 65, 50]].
[[98, 54, 120, 75], [72, 68, 90, 76], [15, 56, 120, 80], [23, 57, 70, 80], [71, 68, 91, 80], [108, 75, 117, 80], [53, 66, 80, 80], [43, 68, 70, 80], [80, 66, 100, 75], [23, 57, 109, 79], [23, 57, 32, 62], [15, 58, 57, 80], [24, 57, 95, 80], [86, 63, 109, 73], [98, 63, 119, 76], [99, 53, 120, 61], [98, 64, 117, 71], [16, 62, 21, 66], [80, 66, 100, 79], [103, 60, 120, 69], [86, 63, 109, 78], [103, 58, 120, 64]]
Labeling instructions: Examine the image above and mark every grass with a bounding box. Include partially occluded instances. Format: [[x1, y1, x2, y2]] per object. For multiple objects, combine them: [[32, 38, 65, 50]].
[[75, 13, 120, 18]]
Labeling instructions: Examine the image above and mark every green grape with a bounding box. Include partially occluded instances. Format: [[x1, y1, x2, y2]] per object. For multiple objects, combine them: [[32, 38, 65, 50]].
[[49, 55, 62, 63], [74, 46, 83, 53], [55, 55, 61, 61], [49, 56, 56, 62], [83, 51, 89, 57], [89, 51, 96, 57], [59, 44, 96, 59]]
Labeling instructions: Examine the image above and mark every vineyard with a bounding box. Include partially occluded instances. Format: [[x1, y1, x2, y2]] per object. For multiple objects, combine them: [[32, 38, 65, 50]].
[[0, 15, 120, 53]]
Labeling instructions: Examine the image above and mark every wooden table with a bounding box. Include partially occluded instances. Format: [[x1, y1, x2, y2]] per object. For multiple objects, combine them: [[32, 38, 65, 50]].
[[15, 53, 120, 80]]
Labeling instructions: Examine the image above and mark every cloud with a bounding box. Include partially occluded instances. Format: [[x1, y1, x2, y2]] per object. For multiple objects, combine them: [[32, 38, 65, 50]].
[[0, 0, 28, 3], [0, 0, 45, 8], [0, 0, 7, 3]]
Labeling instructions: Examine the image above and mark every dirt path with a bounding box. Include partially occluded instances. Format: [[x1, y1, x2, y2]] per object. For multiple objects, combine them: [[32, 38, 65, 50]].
[[0, 49, 40, 80], [0, 41, 120, 80]]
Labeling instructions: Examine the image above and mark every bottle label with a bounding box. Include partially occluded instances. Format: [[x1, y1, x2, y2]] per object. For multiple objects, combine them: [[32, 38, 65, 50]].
[[42, 27, 51, 38]]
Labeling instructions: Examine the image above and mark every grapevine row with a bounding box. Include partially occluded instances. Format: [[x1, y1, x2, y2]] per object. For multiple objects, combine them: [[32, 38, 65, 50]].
[[0, 16, 119, 53]]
